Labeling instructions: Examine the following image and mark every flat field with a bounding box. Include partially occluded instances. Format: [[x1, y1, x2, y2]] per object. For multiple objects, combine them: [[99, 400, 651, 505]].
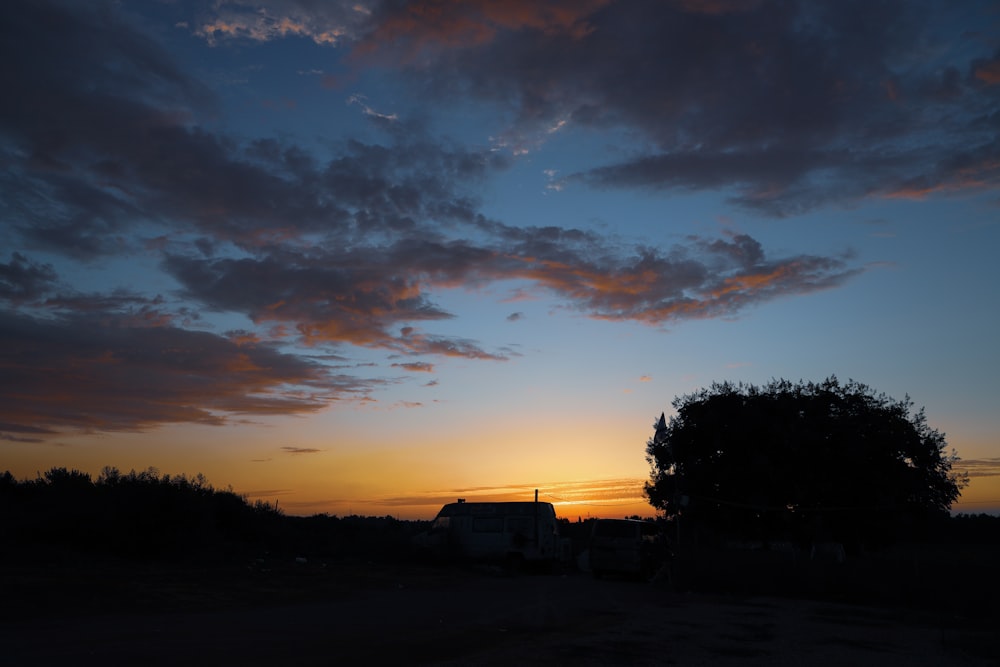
[[2, 557, 996, 666]]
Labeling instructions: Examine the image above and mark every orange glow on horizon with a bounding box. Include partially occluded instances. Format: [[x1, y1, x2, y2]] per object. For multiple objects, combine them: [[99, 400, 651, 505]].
[[263, 476, 655, 520]]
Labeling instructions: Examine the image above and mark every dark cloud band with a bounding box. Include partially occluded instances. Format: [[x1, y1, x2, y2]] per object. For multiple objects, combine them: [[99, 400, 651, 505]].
[[0, 0, 874, 438]]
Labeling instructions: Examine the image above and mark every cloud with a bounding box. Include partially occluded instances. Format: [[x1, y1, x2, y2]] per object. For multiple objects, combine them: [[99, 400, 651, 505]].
[[972, 51, 1000, 85], [392, 361, 435, 372], [3, 0, 858, 328], [0, 1, 215, 258], [347, 93, 398, 124], [190, 1, 372, 46], [160, 245, 508, 360], [156, 1, 1000, 216], [280, 447, 323, 455], [377, 477, 647, 507], [2, 3, 510, 260], [487, 228, 860, 324], [957, 458, 1000, 478], [0, 253, 59, 304], [0, 307, 377, 438], [668, 0, 765, 14], [0, 432, 45, 444], [352, 0, 1000, 214], [572, 148, 881, 217], [354, 0, 610, 60], [0, 0, 865, 438]]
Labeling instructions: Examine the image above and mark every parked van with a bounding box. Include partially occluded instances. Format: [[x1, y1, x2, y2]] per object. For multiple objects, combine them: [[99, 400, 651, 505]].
[[414, 498, 567, 566], [588, 518, 669, 579]]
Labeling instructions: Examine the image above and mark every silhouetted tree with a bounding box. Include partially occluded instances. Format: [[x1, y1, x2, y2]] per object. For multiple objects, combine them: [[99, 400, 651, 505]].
[[645, 377, 967, 548]]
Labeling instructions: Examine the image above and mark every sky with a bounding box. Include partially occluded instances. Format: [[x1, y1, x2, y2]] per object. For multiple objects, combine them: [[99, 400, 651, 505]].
[[2, 0, 999, 520]]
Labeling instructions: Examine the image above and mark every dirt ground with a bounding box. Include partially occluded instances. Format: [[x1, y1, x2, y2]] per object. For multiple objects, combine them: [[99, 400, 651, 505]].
[[2, 560, 997, 666]]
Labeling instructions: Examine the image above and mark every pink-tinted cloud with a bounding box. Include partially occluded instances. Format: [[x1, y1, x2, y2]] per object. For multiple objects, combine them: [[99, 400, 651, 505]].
[[492, 233, 857, 324], [355, 0, 610, 61], [0, 308, 379, 438], [391, 361, 435, 372], [973, 54, 1000, 85]]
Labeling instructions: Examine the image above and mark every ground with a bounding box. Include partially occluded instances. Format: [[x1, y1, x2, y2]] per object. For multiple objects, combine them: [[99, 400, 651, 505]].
[[2, 558, 996, 666]]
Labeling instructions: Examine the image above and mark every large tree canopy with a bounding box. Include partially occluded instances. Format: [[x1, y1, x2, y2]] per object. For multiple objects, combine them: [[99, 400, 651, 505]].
[[645, 378, 966, 546]]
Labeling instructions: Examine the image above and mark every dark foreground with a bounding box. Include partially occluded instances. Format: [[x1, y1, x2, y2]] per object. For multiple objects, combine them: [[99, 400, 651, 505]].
[[2, 558, 997, 667]]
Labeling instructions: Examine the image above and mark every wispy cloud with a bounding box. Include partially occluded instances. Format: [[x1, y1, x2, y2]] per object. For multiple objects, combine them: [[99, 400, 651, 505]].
[[190, 2, 370, 46], [957, 458, 1000, 478], [243, 488, 292, 496], [377, 478, 647, 508], [281, 446, 323, 455], [347, 93, 398, 123], [391, 361, 434, 372]]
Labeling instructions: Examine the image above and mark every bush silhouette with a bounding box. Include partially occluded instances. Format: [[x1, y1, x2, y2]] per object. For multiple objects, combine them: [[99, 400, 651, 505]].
[[1, 466, 432, 565], [0, 466, 286, 561]]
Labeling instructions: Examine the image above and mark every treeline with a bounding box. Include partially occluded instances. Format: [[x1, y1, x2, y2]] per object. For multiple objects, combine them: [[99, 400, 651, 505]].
[[2, 466, 997, 568], [0, 467, 428, 564]]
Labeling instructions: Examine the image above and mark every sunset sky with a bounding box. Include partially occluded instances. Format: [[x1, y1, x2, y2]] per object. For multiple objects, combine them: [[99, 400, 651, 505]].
[[3, 0, 999, 519]]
